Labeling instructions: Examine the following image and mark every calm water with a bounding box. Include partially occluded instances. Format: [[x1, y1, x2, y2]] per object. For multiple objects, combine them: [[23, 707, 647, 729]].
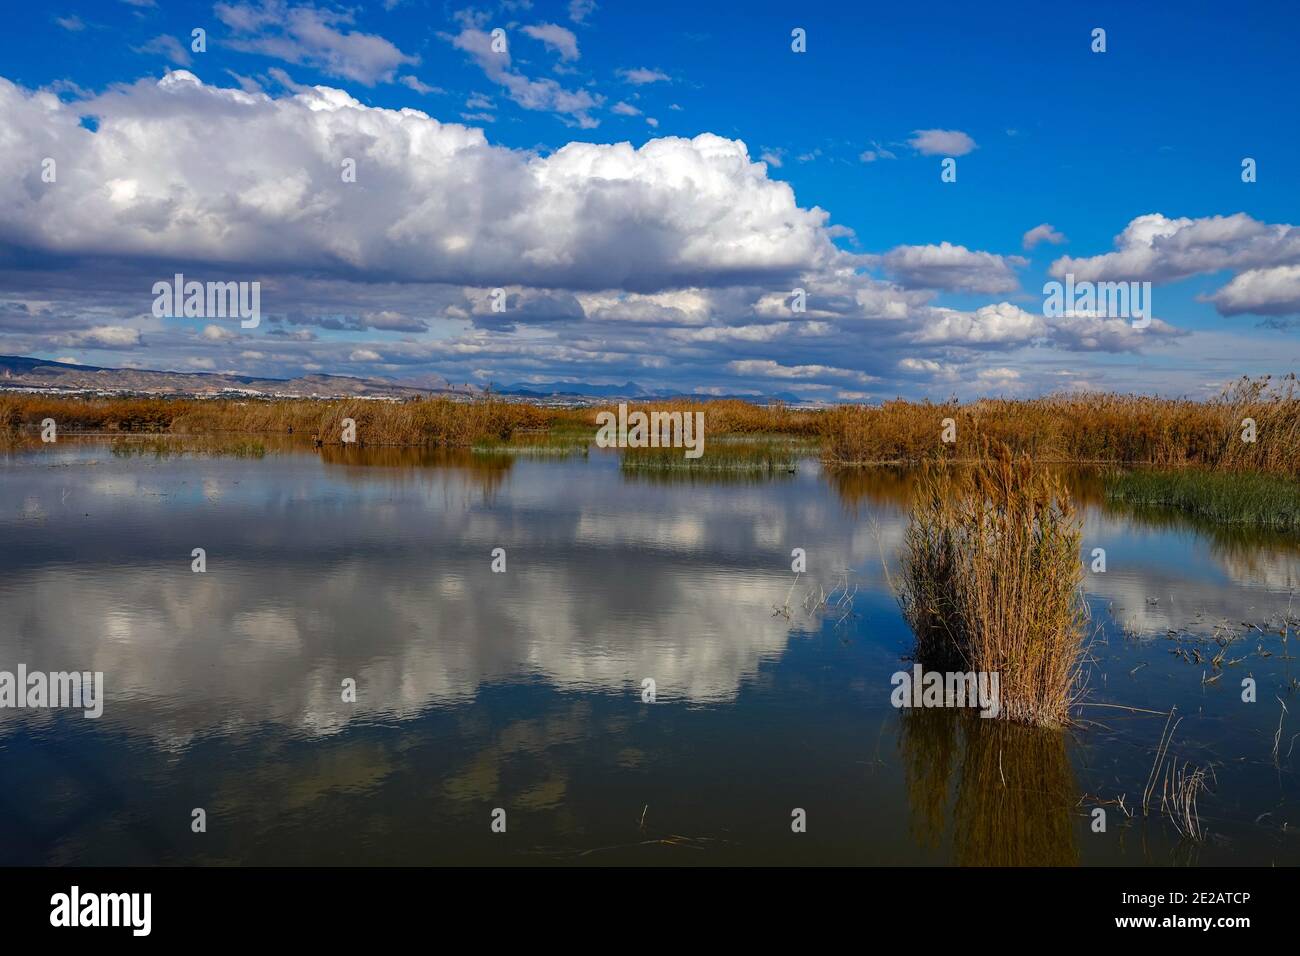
[[2, 439, 1298, 865]]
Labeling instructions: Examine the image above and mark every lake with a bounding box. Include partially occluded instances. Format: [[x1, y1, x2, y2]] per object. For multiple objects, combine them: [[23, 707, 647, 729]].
[[2, 438, 1297, 865]]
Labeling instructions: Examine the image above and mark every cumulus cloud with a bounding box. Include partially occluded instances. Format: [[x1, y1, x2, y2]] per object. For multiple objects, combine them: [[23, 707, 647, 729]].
[[1049, 212, 1300, 319], [1050, 213, 1300, 284], [910, 301, 1182, 352], [915, 302, 1044, 345], [215, 1, 418, 86], [1206, 265, 1300, 316], [579, 290, 711, 327], [0, 72, 840, 293], [897, 357, 955, 380], [1022, 223, 1066, 250], [0, 70, 1197, 399], [881, 242, 1026, 294], [1044, 313, 1183, 352], [908, 129, 977, 156]]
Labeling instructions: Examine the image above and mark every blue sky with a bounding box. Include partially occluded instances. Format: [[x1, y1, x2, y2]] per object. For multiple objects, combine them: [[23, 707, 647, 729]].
[[1, 0, 1298, 398]]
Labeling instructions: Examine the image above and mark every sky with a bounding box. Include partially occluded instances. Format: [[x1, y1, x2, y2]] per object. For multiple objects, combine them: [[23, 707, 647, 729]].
[[1, 0, 1298, 400]]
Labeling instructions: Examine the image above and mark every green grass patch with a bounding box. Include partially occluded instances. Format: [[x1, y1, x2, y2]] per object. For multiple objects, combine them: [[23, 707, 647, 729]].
[[619, 442, 797, 475], [110, 437, 267, 459], [472, 433, 590, 457], [1105, 468, 1300, 529]]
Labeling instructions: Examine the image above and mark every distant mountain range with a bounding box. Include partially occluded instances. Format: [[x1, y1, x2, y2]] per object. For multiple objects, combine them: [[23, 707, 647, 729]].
[[0, 355, 807, 404], [0, 355, 451, 400]]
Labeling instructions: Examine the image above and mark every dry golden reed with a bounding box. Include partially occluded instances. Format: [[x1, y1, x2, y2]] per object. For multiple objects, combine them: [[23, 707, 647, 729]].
[[4, 374, 1297, 474], [0, 394, 550, 447], [898, 444, 1089, 727], [822, 375, 1300, 478], [561, 398, 823, 438]]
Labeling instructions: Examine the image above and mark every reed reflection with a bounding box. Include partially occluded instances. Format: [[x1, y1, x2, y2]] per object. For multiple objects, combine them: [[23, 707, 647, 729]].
[[898, 710, 1080, 866]]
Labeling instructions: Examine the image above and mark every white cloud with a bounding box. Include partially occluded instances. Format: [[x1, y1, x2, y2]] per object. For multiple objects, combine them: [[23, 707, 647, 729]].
[[977, 366, 1020, 383], [0, 72, 838, 292], [399, 75, 443, 95], [446, 23, 601, 126], [882, 242, 1025, 294], [58, 326, 144, 348], [915, 302, 1044, 345], [568, 0, 597, 23], [1045, 313, 1183, 352], [1051, 212, 1300, 285], [908, 129, 977, 156], [897, 357, 955, 380], [522, 23, 580, 61], [728, 359, 873, 383], [1207, 264, 1300, 316], [201, 324, 239, 342], [215, 0, 417, 85], [911, 301, 1182, 352], [619, 67, 670, 85], [1022, 223, 1066, 250], [0, 70, 1204, 398]]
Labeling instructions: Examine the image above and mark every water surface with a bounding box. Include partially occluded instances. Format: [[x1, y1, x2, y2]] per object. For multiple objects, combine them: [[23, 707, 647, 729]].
[[2, 440, 1298, 865]]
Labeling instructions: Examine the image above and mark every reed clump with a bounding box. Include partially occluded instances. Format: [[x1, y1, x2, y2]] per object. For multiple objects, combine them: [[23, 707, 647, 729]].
[[898, 444, 1089, 726]]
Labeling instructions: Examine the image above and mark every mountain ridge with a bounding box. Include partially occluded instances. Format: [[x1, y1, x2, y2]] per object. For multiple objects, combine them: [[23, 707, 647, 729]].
[[0, 355, 808, 404]]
